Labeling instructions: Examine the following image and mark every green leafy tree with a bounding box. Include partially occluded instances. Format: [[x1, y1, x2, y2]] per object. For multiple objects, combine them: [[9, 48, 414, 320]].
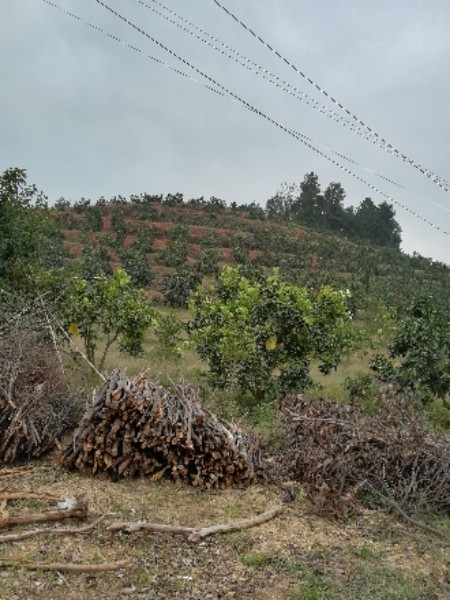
[[322, 182, 346, 231], [266, 182, 298, 219], [157, 225, 189, 268], [153, 309, 185, 359], [53, 269, 155, 371], [265, 193, 286, 218], [0, 167, 66, 291], [163, 192, 184, 206], [78, 246, 113, 282], [196, 246, 220, 276], [188, 266, 354, 402], [110, 207, 127, 247], [119, 246, 154, 288], [135, 226, 158, 253], [290, 172, 323, 227], [204, 196, 226, 214], [84, 206, 104, 232], [73, 198, 91, 213], [371, 295, 450, 408], [352, 199, 402, 248], [162, 268, 201, 308]]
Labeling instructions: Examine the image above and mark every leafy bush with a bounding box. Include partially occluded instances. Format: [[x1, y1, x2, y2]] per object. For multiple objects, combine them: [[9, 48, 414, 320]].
[[119, 246, 154, 288], [188, 266, 355, 403], [371, 295, 450, 409], [162, 268, 202, 308]]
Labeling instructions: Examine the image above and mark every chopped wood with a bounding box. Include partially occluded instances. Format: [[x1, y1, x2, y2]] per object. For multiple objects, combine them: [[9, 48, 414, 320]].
[[0, 516, 105, 543], [61, 369, 264, 488], [108, 505, 282, 542], [0, 497, 87, 529], [0, 558, 132, 573]]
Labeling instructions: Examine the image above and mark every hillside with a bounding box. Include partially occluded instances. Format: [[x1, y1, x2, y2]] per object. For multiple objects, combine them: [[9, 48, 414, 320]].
[[2, 172, 450, 599], [54, 194, 450, 311]]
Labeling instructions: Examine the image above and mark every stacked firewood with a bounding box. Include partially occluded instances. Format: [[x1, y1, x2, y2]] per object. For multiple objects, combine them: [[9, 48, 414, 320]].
[[60, 370, 264, 488]]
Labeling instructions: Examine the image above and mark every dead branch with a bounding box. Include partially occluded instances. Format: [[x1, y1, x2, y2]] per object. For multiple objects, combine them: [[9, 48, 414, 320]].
[[369, 486, 450, 544], [0, 558, 132, 573], [278, 394, 450, 518], [0, 497, 87, 529], [0, 466, 37, 479], [108, 505, 282, 542], [0, 492, 64, 502], [0, 330, 78, 463], [0, 516, 105, 543]]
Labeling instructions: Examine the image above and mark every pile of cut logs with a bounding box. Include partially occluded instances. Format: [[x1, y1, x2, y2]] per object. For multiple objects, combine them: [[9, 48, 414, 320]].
[[60, 370, 264, 488]]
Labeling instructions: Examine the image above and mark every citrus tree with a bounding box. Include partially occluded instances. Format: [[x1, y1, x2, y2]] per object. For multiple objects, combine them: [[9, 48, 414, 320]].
[[52, 269, 155, 371], [371, 295, 450, 408], [188, 266, 355, 402]]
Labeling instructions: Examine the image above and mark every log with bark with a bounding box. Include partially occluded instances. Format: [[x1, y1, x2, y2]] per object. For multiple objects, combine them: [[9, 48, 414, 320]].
[[60, 370, 264, 488]]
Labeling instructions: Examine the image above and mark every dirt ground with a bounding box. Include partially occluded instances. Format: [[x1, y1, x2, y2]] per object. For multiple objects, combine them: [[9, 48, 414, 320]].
[[0, 457, 449, 600]]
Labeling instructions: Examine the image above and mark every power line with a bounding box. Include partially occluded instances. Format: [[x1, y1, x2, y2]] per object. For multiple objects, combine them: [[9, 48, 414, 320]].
[[136, 0, 372, 139], [92, 0, 450, 236], [212, 0, 450, 195], [41, 0, 228, 102], [41, 0, 443, 215], [136, 0, 449, 215]]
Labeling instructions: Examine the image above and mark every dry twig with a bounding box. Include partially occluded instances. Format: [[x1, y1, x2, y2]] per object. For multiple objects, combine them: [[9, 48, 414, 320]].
[[61, 369, 264, 488], [0, 558, 132, 573], [0, 516, 105, 543]]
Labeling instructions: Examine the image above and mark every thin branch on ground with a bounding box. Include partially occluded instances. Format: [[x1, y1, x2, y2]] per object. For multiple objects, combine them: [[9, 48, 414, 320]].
[[108, 505, 282, 542]]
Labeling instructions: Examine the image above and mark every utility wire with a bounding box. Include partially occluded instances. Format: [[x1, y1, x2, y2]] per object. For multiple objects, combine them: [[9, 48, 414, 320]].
[[143, 0, 448, 188], [93, 0, 450, 236], [136, 0, 371, 139], [136, 0, 449, 215], [41, 0, 449, 224], [213, 0, 450, 194], [41, 0, 444, 214], [41, 0, 228, 102]]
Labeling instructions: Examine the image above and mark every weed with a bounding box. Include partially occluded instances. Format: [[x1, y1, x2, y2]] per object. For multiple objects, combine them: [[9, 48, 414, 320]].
[[241, 552, 303, 573], [290, 569, 333, 600]]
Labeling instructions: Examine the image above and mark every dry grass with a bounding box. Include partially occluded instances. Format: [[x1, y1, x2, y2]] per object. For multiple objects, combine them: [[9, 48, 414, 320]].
[[0, 457, 449, 599]]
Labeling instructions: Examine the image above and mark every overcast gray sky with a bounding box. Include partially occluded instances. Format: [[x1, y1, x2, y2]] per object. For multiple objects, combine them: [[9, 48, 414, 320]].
[[1, 0, 450, 265]]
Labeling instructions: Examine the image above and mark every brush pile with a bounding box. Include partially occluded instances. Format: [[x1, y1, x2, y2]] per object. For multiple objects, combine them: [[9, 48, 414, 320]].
[[60, 370, 264, 488], [281, 393, 450, 518], [0, 331, 75, 463]]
